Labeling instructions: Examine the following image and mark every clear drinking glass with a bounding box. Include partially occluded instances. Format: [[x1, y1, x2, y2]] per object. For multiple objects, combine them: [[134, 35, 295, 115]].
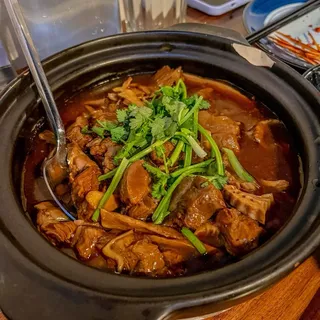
[[119, 0, 187, 32]]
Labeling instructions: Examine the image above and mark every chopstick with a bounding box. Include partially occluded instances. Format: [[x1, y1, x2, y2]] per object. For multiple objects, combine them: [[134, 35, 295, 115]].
[[246, 0, 320, 45]]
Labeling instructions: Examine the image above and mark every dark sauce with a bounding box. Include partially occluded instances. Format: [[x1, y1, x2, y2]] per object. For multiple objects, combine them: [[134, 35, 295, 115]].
[[22, 73, 302, 276]]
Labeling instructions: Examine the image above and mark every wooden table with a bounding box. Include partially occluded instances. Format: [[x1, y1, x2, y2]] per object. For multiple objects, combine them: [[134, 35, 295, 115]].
[[1, 6, 319, 320], [187, 5, 320, 320]]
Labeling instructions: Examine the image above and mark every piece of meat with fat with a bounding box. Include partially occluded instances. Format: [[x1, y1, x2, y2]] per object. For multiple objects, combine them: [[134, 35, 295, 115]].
[[260, 179, 289, 193], [127, 195, 158, 221], [87, 137, 121, 173], [253, 119, 282, 148], [71, 166, 101, 208], [67, 143, 99, 178], [153, 66, 182, 87], [103, 140, 122, 173], [216, 208, 264, 256], [150, 141, 175, 165], [131, 239, 166, 274], [66, 115, 92, 149], [120, 160, 151, 205], [226, 171, 259, 193], [67, 143, 101, 208], [102, 230, 139, 272], [149, 235, 223, 266], [183, 73, 254, 106], [102, 231, 166, 274], [183, 73, 263, 131], [223, 185, 274, 224], [148, 235, 197, 266], [35, 202, 77, 246], [194, 222, 224, 248], [73, 226, 120, 260], [100, 209, 183, 239], [168, 176, 226, 230], [199, 111, 241, 152]]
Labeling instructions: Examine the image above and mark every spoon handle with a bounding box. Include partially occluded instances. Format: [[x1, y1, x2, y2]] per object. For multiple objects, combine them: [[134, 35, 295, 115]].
[[4, 0, 67, 162]]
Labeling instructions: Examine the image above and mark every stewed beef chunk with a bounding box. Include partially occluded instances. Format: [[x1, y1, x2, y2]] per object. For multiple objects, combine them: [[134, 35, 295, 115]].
[[127, 195, 158, 221], [66, 115, 92, 150], [35, 202, 77, 246], [73, 226, 119, 260], [216, 208, 264, 256], [168, 176, 226, 230], [67, 143, 101, 209], [199, 112, 241, 152]]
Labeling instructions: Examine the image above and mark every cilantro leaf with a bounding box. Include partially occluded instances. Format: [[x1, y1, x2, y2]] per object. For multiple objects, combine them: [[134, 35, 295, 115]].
[[81, 126, 91, 135], [116, 109, 128, 122], [97, 120, 117, 130], [199, 99, 210, 110], [151, 117, 166, 140], [162, 96, 188, 123], [202, 175, 228, 190], [110, 126, 127, 142], [128, 104, 137, 112], [143, 163, 169, 199], [160, 86, 175, 97], [129, 106, 153, 130], [130, 113, 145, 130], [91, 126, 105, 139]]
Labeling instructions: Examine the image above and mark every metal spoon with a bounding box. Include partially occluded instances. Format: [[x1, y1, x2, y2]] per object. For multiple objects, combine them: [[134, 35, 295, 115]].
[[4, 0, 76, 220]]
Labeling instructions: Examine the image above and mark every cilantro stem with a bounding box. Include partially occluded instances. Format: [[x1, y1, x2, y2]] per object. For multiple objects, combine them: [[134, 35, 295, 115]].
[[181, 227, 207, 255], [184, 145, 192, 167], [92, 158, 129, 222], [152, 167, 207, 224], [175, 79, 187, 99], [129, 138, 170, 162], [169, 140, 184, 167], [184, 109, 199, 168], [171, 159, 213, 178], [179, 96, 203, 126], [98, 139, 170, 181], [98, 170, 115, 181], [223, 148, 254, 182], [193, 108, 199, 137], [176, 130, 207, 159], [198, 125, 224, 176]]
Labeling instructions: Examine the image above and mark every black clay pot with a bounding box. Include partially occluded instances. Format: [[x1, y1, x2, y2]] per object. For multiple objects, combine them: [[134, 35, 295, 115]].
[[1, 25, 320, 320]]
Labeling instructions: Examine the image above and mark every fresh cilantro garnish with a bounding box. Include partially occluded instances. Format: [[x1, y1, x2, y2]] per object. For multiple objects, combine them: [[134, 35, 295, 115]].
[[116, 109, 128, 122], [151, 117, 166, 140], [201, 175, 228, 190], [110, 126, 127, 142], [91, 126, 105, 139], [81, 126, 91, 135], [129, 106, 153, 130], [143, 163, 169, 199], [199, 99, 210, 110]]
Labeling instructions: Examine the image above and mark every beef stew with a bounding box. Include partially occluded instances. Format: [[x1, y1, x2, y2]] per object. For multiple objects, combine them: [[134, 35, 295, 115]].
[[22, 66, 301, 278]]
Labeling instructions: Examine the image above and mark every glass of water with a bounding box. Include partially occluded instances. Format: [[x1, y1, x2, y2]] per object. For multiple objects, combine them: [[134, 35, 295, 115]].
[[119, 0, 187, 32]]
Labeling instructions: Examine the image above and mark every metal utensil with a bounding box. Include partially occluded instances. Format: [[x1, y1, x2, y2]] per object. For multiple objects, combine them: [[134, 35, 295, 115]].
[[4, 0, 75, 220]]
